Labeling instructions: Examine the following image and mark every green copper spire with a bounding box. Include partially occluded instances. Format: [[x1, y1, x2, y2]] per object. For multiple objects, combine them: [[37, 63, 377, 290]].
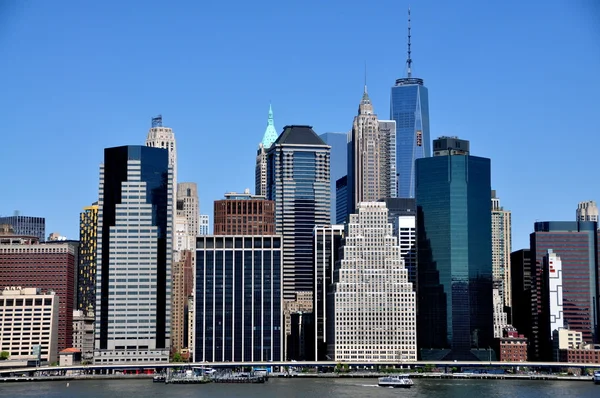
[[261, 103, 279, 148]]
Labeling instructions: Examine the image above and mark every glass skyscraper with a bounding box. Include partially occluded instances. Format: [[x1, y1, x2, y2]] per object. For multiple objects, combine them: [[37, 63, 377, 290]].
[[416, 137, 494, 361], [78, 202, 98, 311], [0, 215, 46, 242], [390, 10, 430, 198]]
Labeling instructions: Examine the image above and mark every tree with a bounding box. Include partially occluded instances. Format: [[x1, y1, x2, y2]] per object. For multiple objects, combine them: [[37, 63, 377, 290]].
[[0, 351, 9, 360], [172, 352, 182, 363]]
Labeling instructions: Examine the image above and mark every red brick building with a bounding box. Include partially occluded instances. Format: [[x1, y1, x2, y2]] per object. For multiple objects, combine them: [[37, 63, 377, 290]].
[[559, 344, 600, 364], [0, 236, 77, 354], [498, 327, 528, 362], [214, 190, 275, 236]]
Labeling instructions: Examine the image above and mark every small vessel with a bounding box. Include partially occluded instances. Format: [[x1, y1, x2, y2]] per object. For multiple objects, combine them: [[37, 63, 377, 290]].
[[378, 375, 413, 388], [593, 370, 600, 385], [153, 375, 166, 383]]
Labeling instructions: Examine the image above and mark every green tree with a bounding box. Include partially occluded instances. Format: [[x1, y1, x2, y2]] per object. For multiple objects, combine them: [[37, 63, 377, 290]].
[[172, 352, 182, 363], [0, 351, 9, 360]]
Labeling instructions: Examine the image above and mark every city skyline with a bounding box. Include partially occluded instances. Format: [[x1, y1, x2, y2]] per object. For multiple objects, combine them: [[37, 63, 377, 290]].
[[1, 0, 599, 251]]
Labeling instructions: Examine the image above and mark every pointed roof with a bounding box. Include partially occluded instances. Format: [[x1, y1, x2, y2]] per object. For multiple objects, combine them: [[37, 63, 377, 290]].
[[274, 125, 326, 146], [261, 104, 279, 148]]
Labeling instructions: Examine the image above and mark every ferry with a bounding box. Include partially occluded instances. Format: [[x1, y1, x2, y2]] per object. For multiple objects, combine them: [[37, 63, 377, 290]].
[[378, 375, 414, 388], [593, 370, 600, 384]]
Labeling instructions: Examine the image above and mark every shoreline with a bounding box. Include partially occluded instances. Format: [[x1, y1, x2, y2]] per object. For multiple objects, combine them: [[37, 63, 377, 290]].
[[0, 373, 594, 383]]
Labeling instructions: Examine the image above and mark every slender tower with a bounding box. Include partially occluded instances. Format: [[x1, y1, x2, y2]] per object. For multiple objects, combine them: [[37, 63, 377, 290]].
[[255, 104, 279, 196], [146, 115, 178, 196], [390, 9, 431, 198]]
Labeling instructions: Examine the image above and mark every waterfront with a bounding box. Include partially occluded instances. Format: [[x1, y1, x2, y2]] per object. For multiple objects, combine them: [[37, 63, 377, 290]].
[[0, 378, 597, 397]]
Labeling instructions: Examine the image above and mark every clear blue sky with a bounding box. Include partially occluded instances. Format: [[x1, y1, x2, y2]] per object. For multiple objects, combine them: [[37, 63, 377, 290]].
[[1, 0, 599, 250]]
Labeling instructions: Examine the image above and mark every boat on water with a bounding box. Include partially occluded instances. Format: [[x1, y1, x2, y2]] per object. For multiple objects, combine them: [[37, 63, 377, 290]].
[[152, 375, 166, 383], [378, 375, 414, 388], [593, 370, 600, 384]]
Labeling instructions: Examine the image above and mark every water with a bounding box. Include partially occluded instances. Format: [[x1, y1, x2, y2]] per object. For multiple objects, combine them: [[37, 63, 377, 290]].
[[0, 378, 597, 397]]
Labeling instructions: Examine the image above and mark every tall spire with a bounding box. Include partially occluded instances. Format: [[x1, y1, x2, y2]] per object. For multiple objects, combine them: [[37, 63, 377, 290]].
[[364, 61, 368, 95], [261, 103, 279, 148], [268, 102, 274, 126], [407, 7, 412, 78]]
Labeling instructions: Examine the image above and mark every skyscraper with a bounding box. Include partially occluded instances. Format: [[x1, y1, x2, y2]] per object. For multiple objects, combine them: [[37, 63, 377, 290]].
[[94, 145, 173, 364], [145, 115, 177, 195], [491, 190, 512, 307], [177, 182, 199, 239], [213, 189, 275, 235], [266, 125, 331, 303], [390, 9, 430, 198], [0, 215, 45, 242], [319, 132, 348, 224], [348, 88, 396, 215], [416, 136, 494, 361], [328, 202, 417, 362], [510, 249, 532, 345], [78, 202, 98, 311], [577, 200, 598, 222], [255, 104, 279, 197]]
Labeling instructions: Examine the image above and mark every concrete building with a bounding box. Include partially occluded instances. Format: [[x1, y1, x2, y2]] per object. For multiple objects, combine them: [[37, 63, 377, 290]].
[[199, 215, 209, 235], [213, 189, 275, 236], [328, 202, 416, 362], [319, 132, 348, 224], [0, 215, 45, 242], [553, 328, 583, 361], [177, 182, 200, 238], [313, 225, 344, 360], [72, 309, 94, 361], [491, 190, 512, 308], [347, 87, 396, 216], [145, 115, 177, 195], [493, 289, 508, 339], [0, 237, 76, 353], [255, 104, 279, 197], [94, 145, 172, 364], [0, 287, 59, 364], [78, 203, 98, 311], [416, 136, 494, 361], [577, 200, 598, 222], [195, 235, 283, 362], [171, 250, 193, 353]]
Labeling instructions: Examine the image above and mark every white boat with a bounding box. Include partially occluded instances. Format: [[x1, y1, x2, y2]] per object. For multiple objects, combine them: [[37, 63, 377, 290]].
[[378, 375, 414, 388], [593, 370, 600, 385]]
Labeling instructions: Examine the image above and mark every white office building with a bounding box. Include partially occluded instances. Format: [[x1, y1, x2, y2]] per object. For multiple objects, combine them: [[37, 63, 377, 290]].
[[328, 202, 416, 361]]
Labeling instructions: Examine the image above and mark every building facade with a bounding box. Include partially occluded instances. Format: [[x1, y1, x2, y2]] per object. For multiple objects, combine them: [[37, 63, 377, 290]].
[[195, 235, 283, 362], [529, 221, 599, 360], [255, 104, 279, 197], [95, 145, 172, 364], [313, 225, 344, 360], [390, 9, 430, 198], [145, 115, 177, 195], [416, 136, 494, 361], [491, 190, 512, 307], [0, 216, 45, 243], [497, 327, 528, 362], [577, 200, 598, 222], [78, 203, 98, 311], [177, 182, 200, 238], [266, 125, 331, 303], [335, 176, 348, 225], [213, 190, 275, 235], [510, 249, 533, 346], [199, 215, 210, 235], [0, 238, 76, 353], [328, 202, 416, 361], [72, 309, 94, 361], [319, 132, 348, 224], [0, 287, 59, 363], [171, 250, 193, 353], [347, 88, 396, 215]]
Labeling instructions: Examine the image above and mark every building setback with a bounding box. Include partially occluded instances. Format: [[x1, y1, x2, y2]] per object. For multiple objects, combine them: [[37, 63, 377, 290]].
[[95, 145, 172, 364], [0, 237, 76, 354], [416, 136, 494, 361], [0, 287, 59, 364], [195, 235, 283, 362], [328, 202, 416, 361], [78, 203, 98, 311]]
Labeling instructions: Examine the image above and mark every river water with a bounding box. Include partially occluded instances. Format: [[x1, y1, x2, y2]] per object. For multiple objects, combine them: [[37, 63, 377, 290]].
[[0, 378, 597, 397]]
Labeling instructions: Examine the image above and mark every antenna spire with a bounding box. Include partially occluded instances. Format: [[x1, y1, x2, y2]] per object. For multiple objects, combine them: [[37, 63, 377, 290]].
[[407, 7, 412, 78], [364, 61, 368, 94]]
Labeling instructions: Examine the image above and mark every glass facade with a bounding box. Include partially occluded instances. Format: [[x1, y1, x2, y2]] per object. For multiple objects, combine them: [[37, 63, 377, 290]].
[[195, 236, 282, 362], [416, 152, 493, 360], [529, 221, 600, 361], [0, 216, 45, 242], [335, 176, 348, 226], [390, 79, 430, 198], [78, 203, 98, 311]]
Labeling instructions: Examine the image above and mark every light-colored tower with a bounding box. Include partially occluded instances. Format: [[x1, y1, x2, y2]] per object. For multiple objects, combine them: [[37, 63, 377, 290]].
[[349, 87, 396, 214], [491, 190, 512, 307], [146, 115, 178, 194], [255, 104, 279, 196], [576, 200, 598, 222], [328, 202, 416, 361], [546, 249, 564, 334], [177, 183, 199, 239]]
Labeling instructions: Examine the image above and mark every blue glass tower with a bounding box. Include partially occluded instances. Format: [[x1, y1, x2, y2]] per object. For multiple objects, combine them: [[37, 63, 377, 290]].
[[416, 137, 494, 361], [391, 9, 431, 198], [319, 132, 348, 224]]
